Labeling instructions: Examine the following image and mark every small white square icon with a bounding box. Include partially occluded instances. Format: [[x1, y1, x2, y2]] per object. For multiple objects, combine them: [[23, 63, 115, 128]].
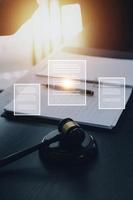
[[14, 84, 41, 115], [99, 77, 125, 109]]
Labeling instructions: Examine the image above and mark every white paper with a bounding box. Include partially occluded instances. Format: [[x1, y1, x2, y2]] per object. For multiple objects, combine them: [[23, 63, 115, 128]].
[[36, 51, 133, 87], [4, 51, 133, 128], [4, 84, 132, 129]]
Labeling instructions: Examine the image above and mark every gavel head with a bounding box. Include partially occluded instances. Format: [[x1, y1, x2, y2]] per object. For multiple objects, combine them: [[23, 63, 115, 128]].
[[58, 118, 85, 148]]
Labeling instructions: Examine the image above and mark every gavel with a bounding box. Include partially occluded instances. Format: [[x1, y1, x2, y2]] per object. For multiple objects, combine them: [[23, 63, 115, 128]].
[[0, 118, 97, 167]]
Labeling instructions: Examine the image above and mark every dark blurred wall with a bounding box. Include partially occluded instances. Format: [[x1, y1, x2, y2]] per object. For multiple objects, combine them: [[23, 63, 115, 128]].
[[81, 0, 133, 51], [0, 0, 37, 35]]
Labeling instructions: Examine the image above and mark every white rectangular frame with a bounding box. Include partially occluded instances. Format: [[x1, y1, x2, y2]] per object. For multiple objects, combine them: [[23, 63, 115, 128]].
[[48, 59, 87, 106], [14, 83, 41, 116], [98, 77, 126, 110]]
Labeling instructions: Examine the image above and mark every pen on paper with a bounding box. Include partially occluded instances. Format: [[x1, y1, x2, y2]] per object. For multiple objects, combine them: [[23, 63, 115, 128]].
[[43, 84, 94, 96]]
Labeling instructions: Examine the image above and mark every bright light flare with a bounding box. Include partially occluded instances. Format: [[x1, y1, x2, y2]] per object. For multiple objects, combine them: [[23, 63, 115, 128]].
[[61, 79, 74, 90]]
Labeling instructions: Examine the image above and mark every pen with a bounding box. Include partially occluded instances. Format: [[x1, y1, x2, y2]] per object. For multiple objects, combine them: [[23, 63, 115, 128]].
[[39, 76, 131, 88], [43, 84, 94, 96]]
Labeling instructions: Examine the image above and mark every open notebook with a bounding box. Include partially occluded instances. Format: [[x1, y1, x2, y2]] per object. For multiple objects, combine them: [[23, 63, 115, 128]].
[[4, 83, 132, 129]]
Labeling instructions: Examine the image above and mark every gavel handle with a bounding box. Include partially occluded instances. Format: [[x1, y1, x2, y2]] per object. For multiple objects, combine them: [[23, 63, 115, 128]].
[[0, 143, 42, 168], [0, 134, 61, 168]]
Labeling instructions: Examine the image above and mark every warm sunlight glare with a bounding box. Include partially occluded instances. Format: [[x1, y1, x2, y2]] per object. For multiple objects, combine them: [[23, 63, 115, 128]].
[[14, 1, 83, 63], [50, 0, 61, 49], [31, 3, 50, 62], [61, 4, 83, 42], [62, 79, 74, 90]]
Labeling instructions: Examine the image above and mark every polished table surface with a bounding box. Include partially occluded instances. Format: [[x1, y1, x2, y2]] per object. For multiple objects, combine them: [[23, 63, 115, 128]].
[[0, 50, 133, 200]]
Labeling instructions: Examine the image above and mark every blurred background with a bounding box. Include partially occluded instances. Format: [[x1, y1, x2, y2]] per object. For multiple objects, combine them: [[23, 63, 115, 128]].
[[0, 0, 133, 90], [0, 0, 133, 52]]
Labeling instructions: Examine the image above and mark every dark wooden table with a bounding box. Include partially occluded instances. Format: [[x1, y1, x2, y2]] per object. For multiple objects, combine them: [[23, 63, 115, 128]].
[[0, 49, 133, 200]]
